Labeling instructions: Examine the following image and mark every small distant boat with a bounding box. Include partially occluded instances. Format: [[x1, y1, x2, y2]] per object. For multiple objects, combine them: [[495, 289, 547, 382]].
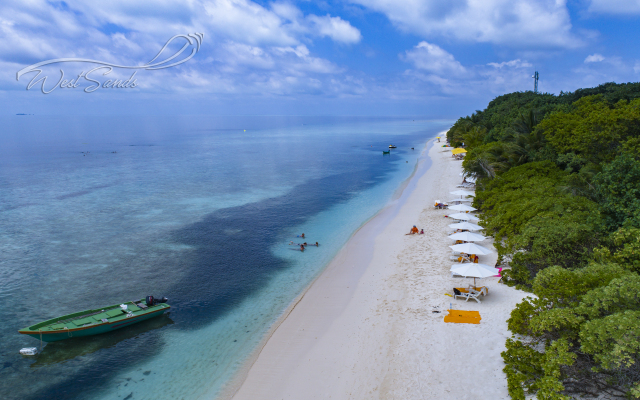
[[19, 296, 170, 343], [382, 150, 390, 154], [389, 145, 397, 149]]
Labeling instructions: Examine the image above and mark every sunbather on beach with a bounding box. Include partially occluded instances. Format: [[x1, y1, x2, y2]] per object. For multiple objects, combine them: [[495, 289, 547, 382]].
[[420, 229, 424, 234], [405, 225, 419, 235]]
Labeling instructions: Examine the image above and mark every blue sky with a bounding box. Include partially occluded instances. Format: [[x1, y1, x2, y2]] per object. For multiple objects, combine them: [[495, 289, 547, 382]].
[[2, 0, 640, 117]]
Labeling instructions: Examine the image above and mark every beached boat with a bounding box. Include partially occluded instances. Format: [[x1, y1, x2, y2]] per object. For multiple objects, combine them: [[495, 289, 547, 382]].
[[19, 297, 170, 342]]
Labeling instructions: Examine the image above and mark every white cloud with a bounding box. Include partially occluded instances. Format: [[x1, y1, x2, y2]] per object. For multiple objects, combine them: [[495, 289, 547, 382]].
[[307, 15, 362, 44], [584, 53, 605, 63], [398, 41, 539, 97], [351, 0, 581, 48], [2, 0, 364, 98], [588, 0, 640, 15], [401, 41, 465, 75], [488, 59, 532, 68]]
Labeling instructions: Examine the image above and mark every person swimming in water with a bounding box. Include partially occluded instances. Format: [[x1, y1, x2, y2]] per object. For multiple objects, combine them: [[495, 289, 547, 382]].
[[300, 244, 305, 252], [297, 233, 305, 238]]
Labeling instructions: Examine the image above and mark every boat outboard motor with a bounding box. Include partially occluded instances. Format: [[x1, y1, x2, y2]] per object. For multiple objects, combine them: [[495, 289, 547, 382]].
[[146, 295, 168, 306]]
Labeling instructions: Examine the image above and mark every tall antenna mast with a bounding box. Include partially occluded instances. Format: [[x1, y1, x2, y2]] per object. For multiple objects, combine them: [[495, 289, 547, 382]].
[[532, 71, 539, 93]]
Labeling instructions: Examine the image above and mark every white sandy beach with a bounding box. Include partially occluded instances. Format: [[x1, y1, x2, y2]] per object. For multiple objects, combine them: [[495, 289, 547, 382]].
[[227, 138, 528, 400]]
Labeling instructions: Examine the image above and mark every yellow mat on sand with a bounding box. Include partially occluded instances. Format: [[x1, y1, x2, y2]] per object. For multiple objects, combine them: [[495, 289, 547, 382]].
[[444, 310, 481, 324]]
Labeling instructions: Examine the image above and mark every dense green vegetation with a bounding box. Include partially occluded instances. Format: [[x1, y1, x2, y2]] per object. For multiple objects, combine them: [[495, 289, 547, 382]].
[[447, 82, 640, 399]]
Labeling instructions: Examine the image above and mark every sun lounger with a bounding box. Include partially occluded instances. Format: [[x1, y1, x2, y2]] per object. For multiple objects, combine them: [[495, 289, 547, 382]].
[[455, 286, 488, 295], [449, 254, 471, 263], [453, 289, 483, 303]]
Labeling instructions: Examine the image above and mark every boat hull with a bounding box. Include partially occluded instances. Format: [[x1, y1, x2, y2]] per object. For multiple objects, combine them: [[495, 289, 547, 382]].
[[19, 299, 170, 343], [21, 308, 167, 342]]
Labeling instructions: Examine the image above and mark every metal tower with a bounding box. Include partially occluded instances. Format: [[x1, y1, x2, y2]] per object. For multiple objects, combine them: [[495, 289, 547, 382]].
[[532, 71, 539, 93]]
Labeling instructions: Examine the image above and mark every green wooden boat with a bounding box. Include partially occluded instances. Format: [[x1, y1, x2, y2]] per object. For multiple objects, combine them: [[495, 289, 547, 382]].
[[19, 297, 170, 342]]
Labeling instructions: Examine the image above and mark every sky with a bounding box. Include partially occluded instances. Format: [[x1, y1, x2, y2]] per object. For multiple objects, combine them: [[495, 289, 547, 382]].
[[2, 0, 640, 118]]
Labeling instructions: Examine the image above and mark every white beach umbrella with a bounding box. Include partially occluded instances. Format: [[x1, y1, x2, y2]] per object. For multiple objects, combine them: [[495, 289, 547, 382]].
[[449, 243, 493, 255], [450, 190, 475, 197], [448, 198, 473, 203], [448, 204, 477, 212], [447, 213, 480, 222], [448, 232, 486, 242], [450, 263, 500, 286], [449, 222, 484, 231]]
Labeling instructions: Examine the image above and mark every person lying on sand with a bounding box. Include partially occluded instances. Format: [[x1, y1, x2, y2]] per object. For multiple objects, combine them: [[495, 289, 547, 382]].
[[405, 225, 419, 235]]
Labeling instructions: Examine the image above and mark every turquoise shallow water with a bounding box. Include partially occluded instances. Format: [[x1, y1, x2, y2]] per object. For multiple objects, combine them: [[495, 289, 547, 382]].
[[0, 116, 450, 400]]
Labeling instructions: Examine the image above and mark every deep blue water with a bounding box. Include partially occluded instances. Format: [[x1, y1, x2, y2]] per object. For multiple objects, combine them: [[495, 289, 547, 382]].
[[0, 115, 450, 400]]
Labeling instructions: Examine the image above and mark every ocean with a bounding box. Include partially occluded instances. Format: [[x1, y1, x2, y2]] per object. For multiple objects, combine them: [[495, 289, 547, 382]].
[[0, 115, 450, 400]]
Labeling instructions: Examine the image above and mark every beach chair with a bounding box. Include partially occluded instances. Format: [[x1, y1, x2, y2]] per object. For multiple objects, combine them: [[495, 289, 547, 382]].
[[467, 286, 488, 295], [453, 287, 485, 303], [449, 253, 471, 263], [453, 286, 487, 295]]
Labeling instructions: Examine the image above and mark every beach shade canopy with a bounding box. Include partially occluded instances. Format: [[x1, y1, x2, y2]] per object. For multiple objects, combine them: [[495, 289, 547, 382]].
[[450, 190, 475, 197], [449, 222, 484, 231], [448, 198, 473, 203], [447, 213, 480, 222], [451, 263, 500, 286], [451, 148, 467, 155], [448, 204, 477, 212], [450, 243, 493, 255], [448, 232, 486, 242]]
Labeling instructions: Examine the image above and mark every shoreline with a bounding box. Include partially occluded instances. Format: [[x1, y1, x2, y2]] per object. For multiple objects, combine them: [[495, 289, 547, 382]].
[[218, 135, 439, 400], [225, 133, 527, 399]]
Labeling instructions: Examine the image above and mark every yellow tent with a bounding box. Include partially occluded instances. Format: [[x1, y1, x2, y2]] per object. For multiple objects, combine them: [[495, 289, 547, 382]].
[[451, 148, 467, 155]]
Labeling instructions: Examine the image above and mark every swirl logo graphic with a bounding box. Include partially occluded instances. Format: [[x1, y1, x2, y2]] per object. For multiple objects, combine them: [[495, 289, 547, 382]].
[[16, 33, 204, 94]]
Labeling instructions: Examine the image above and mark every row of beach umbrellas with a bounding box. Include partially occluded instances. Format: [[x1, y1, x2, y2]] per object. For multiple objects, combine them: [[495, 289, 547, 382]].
[[445, 188, 500, 283]]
